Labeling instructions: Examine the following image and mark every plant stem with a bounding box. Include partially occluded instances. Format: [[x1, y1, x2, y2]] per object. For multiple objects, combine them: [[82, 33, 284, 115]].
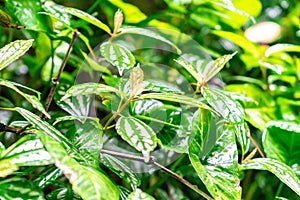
[[101, 149, 214, 200], [42, 29, 80, 117]]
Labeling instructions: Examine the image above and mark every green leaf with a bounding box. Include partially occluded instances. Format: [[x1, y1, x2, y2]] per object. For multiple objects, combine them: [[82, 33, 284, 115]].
[[140, 93, 212, 111], [100, 154, 141, 189], [0, 39, 33, 71], [73, 120, 103, 164], [100, 42, 136, 76], [127, 189, 155, 200], [189, 122, 241, 200], [175, 52, 237, 85], [0, 160, 18, 178], [5, 0, 51, 32], [263, 121, 300, 173], [14, 107, 73, 153], [40, 134, 119, 200], [64, 7, 111, 34], [201, 86, 245, 124], [42, 1, 70, 26], [116, 116, 157, 158], [129, 64, 144, 96], [211, 30, 259, 55], [241, 158, 300, 196], [0, 79, 50, 118], [0, 177, 44, 200], [265, 44, 300, 57], [119, 27, 181, 54], [1, 134, 53, 166]]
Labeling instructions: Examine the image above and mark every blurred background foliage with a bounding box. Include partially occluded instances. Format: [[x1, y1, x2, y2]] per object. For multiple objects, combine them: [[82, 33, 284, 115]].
[[0, 0, 299, 199]]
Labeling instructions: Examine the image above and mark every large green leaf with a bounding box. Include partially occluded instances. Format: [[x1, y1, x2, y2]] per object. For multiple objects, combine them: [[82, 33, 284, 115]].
[[100, 154, 141, 189], [5, 0, 51, 32], [0, 79, 50, 118], [241, 158, 300, 196], [0, 177, 44, 200], [100, 42, 136, 76], [119, 27, 181, 54], [116, 116, 157, 159], [189, 121, 241, 200], [201, 86, 245, 124], [73, 120, 103, 165], [263, 121, 300, 174], [0, 39, 33, 71], [42, 1, 70, 26], [40, 134, 119, 200], [1, 134, 53, 166], [140, 93, 212, 111], [64, 7, 111, 34], [211, 30, 259, 55], [127, 189, 155, 200]]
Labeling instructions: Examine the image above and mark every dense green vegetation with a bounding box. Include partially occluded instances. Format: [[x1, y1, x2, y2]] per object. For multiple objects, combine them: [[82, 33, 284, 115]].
[[0, 0, 299, 199]]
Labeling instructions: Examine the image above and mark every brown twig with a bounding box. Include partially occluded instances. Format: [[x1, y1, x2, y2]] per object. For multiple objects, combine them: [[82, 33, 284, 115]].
[[101, 149, 214, 200], [0, 29, 80, 134]]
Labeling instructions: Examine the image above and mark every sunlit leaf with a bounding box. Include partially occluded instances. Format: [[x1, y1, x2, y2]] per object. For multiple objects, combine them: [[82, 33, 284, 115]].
[[0, 39, 33, 71], [119, 27, 181, 54], [65, 7, 111, 34], [100, 154, 141, 189], [100, 41, 136, 76], [212, 30, 259, 55], [2, 134, 53, 166], [116, 116, 157, 159], [201, 86, 244, 124], [0, 177, 44, 200], [265, 44, 300, 57], [263, 121, 300, 174], [40, 134, 119, 200], [241, 158, 300, 196], [0, 160, 18, 178], [189, 121, 241, 199], [127, 189, 155, 200], [42, 1, 70, 26], [0, 79, 50, 118], [140, 93, 212, 111]]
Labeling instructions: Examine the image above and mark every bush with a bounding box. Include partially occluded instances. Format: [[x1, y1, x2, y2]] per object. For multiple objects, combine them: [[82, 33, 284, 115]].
[[0, 0, 299, 199]]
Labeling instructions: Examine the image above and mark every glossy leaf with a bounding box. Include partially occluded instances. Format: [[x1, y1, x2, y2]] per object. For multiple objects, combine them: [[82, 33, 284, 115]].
[[116, 116, 157, 158], [127, 189, 155, 200], [0, 177, 44, 200], [0, 39, 33, 71], [100, 42, 136, 76], [140, 93, 212, 111], [212, 30, 259, 55], [189, 121, 241, 200], [5, 0, 50, 32], [100, 154, 141, 189], [65, 7, 111, 34], [201, 86, 245, 124], [241, 158, 300, 196], [263, 121, 300, 174], [0, 79, 50, 118], [1, 134, 53, 166], [42, 1, 70, 26], [129, 64, 144, 96], [265, 44, 300, 57], [119, 27, 181, 54], [40, 134, 119, 200], [73, 120, 103, 165]]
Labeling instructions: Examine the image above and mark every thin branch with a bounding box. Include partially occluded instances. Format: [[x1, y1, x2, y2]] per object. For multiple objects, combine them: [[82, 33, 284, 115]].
[[100, 149, 214, 200], [41, 29, 80, 117]]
